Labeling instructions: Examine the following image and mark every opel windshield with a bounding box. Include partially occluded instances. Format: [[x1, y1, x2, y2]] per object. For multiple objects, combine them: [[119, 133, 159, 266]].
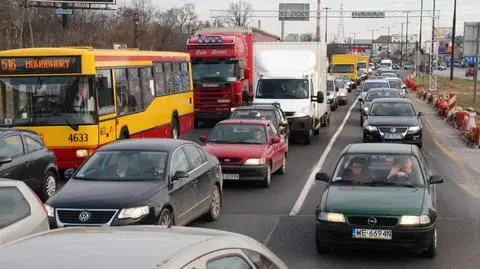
[[0, 76, 97, 129]]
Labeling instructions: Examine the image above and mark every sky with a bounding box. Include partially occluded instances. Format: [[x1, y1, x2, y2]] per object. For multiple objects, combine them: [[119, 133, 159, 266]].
[[116, 0, 479, 43]]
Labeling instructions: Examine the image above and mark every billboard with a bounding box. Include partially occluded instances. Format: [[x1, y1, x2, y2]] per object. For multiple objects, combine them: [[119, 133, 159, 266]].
[[391, 34, 418, 43], [352, 11, 385, 19], [464, 22, 479, 57], [28, 0, 116, 4], [279, 3, 310, 21], [437, 27, 453, 54]]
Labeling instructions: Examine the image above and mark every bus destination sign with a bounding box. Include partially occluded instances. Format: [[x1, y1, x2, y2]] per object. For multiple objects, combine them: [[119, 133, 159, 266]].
[[0, 56, 82, 75]]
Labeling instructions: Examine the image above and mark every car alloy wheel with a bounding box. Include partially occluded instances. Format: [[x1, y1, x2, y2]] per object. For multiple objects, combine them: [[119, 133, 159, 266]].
[[204, 185, 221, 221], [278, 154, 287, 174], [42, 171, 58, 201], [158, 208, 173, 227]]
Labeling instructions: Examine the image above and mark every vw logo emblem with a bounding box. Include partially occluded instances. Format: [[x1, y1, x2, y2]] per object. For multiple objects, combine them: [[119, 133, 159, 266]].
[[367, 217, 377, 225], [390, 127, 396, 133], [78, 211, 90, 222]]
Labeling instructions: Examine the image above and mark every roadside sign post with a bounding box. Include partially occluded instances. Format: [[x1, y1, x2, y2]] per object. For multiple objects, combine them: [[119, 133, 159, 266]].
[[474, 22, 479, 104]]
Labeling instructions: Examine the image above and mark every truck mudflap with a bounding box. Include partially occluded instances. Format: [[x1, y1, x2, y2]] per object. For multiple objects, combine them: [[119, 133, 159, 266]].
[[287, 115, 313, 135]]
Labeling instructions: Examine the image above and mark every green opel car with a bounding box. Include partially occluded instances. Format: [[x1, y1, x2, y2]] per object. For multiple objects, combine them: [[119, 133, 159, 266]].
[[314, 143, 444, 258]]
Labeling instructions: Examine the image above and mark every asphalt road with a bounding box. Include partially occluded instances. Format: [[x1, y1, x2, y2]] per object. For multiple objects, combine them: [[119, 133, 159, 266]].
[[186, 93, 480, 269]]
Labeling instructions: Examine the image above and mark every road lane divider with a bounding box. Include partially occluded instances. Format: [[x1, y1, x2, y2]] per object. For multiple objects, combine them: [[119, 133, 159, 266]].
[[289, 98, 358, 216]]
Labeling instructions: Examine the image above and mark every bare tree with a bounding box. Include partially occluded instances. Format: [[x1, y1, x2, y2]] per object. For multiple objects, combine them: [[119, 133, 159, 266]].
[[224, 1, 252, 27]]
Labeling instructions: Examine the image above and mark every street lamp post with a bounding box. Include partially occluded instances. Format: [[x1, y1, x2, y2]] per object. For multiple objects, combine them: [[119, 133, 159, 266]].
[[369, 29, 377, 59], [449, 0, 457, 80], [323, 7, 330, 43]]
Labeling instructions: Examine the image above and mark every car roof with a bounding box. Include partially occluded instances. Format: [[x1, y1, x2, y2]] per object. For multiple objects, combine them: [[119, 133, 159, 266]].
[[371, 98, 412, 103], [0, 128, 41, 138], [0, 226, 275, 269], [217, 119, 271, 126], [97, 138, 195, 152], [366, 88, 399, 93], [364, 79, 389, 83], [343, 143, 414, 155], [234, 105, 277, 111], [384, 77, 401, 80]]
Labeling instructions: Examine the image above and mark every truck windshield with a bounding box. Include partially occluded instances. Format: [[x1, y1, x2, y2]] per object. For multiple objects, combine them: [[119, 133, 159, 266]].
[[0, 76, 96, 128], [357, 62, 367, 69], [256, 79, 309, 99], [192, 61, 237, 82], [331, 64, 354, 73]]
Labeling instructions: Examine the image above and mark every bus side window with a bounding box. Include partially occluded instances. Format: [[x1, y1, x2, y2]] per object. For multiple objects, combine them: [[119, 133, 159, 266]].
[[127, 68, 143, 112], [180, 62, 190, 92], [172, 62, 182, 93], [164, 63, 174, 94], [96, 69, 114, 115], [114, 69, 129, 115], [140, 68, 154, 109], [153, 63, 166, 96]]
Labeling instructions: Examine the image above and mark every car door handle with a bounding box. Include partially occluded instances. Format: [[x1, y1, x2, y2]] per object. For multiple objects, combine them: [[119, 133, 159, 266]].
[[24, 161, 31, 167], [192, 179, 199, 185]]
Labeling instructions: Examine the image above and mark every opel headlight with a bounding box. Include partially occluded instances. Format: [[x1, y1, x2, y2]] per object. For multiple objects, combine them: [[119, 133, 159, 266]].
[[118, 206, 150, 219], [45, 204, 55, 217], [244, 158, 265, 165], [408, 126, 421, 133], [365, 125, 377, 131], [318, 212, 346, 223], [399, 215, 430, 225]]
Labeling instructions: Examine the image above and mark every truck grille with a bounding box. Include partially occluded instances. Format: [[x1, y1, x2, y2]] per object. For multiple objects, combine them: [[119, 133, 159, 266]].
[[347, 216, 398, 227], [57, 209, 117, 225], [378, 127, 407, 133]]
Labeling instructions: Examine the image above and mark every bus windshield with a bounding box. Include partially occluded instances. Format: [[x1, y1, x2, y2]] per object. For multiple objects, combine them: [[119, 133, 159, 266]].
[[192, 60, 238, 83], [0, 76, 96, 128], [331, 64, 354, 73]]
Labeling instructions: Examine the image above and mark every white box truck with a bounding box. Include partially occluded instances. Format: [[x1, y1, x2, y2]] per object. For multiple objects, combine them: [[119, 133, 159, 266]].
[[252, 42, 330, 145]]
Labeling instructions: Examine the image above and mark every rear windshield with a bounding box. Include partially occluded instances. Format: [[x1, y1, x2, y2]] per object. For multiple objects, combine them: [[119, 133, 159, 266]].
[[369, 102, 416, 116], [365, 91, 401, 101], [230, 109, 277, 125], [363, 82, 390, 92], [387, 80, 402, 89], [0, 187, 31, 229]]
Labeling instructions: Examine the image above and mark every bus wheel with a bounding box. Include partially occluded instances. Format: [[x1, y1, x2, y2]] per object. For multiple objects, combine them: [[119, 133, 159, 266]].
[[119, 128, 130, 139], [172, 118, 179, 139]]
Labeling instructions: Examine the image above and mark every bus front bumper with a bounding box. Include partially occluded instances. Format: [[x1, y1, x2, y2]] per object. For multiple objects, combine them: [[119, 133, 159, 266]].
[[51, 147, 97, 171]]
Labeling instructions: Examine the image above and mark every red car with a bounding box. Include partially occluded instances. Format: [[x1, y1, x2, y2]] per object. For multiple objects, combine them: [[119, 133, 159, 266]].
[[200, 119, 287, 188], [466, 68, 475, 77]]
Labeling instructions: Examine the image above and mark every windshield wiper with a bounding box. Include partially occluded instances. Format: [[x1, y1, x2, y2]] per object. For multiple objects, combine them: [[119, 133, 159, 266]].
[[370, 181, 415, 188], [53, 113, 79, 131]]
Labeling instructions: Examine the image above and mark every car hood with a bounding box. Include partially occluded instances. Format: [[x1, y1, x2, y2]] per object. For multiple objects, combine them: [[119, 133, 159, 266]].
[[366, 116, 420, 126], [47, 179, 164, 208], [203, 143, 266, 158], [325, 186, 425, 215]]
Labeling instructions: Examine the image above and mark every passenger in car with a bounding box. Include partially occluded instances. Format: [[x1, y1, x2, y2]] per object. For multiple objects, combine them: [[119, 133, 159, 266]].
[[387, 157, 417, 180], [343, 157, 373, 183]]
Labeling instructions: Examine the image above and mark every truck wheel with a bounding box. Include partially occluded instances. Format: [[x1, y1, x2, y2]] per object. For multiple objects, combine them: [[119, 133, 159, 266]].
[[360, 115, 364, 126], [304, 129, 312, 145]]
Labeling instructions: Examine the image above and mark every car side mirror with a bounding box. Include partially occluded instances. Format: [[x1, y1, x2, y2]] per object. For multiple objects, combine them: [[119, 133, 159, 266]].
[[0, 156, 12, 165], [315, 172, 330, 182], [429, 175, 444, 185], [172, 171, 189, 182], [271, 136, 281, 144], [417, 112, 424, 117], [317, 91, 324, 103], [402, 84, 407, 89], [199, 135, 207, 143], [64, 168, 75, 179]]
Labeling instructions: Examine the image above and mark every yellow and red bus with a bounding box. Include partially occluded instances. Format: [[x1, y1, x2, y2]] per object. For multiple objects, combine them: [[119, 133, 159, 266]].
[[0, 47, 194, 175]]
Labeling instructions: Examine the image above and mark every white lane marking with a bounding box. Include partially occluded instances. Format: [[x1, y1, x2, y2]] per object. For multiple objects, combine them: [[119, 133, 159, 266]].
[[263, 216, 280, 245], [289, 99, 358, 216]]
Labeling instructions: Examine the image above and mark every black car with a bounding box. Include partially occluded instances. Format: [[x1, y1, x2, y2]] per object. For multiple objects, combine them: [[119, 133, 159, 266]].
[[45, 138, 223, 228], [230, 103, 290, 147], [362, 98, 423, 148], [360, 88, 402, 126], [314, 143, 443, 258], [0, 128, 58, 201]]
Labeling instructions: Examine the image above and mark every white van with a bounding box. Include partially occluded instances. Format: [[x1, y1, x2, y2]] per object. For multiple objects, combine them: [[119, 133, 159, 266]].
[[253, 42, 330, 145]]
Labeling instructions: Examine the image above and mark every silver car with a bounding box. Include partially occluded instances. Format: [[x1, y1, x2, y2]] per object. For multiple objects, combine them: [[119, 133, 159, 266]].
[[358, 79, 391, 107], [0, 226, 289, 269], [335, 79, 349, 105], [0, 179, 49, 245], [385, 77, 407, 97]]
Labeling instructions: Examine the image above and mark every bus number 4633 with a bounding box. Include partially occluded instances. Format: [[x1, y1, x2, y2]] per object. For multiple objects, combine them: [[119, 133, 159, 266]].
[[68, 134, 88, 142]]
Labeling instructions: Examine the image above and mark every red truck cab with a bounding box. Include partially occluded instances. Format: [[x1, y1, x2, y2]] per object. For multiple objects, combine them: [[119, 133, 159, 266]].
[[187, 27, 280, 127]]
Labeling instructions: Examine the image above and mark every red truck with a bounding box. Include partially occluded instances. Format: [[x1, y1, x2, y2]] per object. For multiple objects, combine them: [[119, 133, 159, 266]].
[[187, 27, 280, 126]]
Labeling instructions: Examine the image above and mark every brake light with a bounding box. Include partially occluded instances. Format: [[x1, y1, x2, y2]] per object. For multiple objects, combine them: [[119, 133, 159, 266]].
[[31, 190, 48, 216]]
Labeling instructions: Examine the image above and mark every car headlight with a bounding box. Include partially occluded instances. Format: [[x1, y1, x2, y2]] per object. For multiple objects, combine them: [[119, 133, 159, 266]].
[[45, 204, 55, 217], [365, 125, 377, 131], [244, 158, 265, 165], [399, 215, 430, 225], [338, 92, 346, 96], [118, 206, 150, 219], [318, 212, 346, 223], [408, 126, 421, 133], [363, 106, 369, 112]]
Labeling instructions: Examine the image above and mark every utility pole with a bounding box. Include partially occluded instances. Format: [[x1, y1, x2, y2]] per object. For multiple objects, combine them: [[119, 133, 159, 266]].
[[316, 0, 321, 41], [401, 23, 405, 64], [406, 13, 410, 63], [449, 0, 457, 80], [474, 22, 479, 104], [133, 13, 139, 48], [419, 0, 424, 46], [369, 29, 376, 59], [323, 7, 330, 43], [387, 26, 390, 58]]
